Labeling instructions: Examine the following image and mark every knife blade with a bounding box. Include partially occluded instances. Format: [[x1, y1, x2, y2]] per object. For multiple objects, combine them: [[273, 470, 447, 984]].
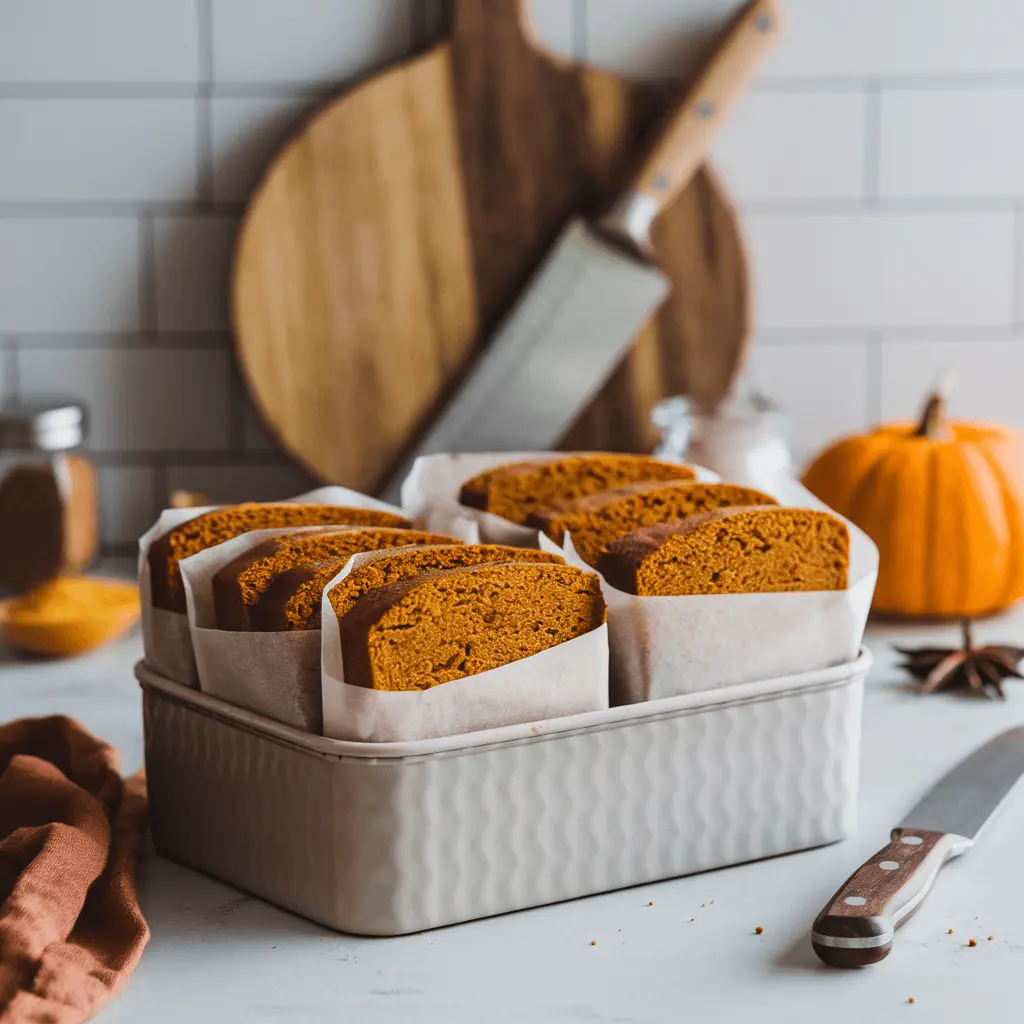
[[812, 726, 1024, 968], [380, 0, 781, 502]]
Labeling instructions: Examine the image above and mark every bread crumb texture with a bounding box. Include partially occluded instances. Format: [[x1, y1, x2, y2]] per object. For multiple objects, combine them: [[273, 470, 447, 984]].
[[529, 481, 776, 566], [754, 926, 764, 935], [459, 455, 695, 525], [327, 544, 564, 620], [598, 506, 850, 597], [149, 503, 409, 612], [339, 562, 606, 691], [212, 529, 457, 630]]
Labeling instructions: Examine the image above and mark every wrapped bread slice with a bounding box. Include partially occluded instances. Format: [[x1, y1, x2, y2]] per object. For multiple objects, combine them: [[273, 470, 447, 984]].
[[597, 506, 850, 596], [321, 559, 609, 740], [148, 503, 410, 614], [211, 528, 459, 631], [326, 543, 563, 620], [528, 481, 776, 566], [458, 454, 696, 526]]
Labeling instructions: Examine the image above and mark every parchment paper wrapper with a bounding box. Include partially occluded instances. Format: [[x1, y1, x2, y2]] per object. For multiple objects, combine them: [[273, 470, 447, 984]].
[[320, 549, 610, 742], [400, 452, 718, 548], [138, 486, 405, 689], [179, 526, 375, 732], [551, 476, 878, 705]]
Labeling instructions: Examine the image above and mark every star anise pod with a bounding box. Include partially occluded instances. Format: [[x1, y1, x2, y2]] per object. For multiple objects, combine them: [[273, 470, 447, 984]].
[[895, 619, 1024, 698]]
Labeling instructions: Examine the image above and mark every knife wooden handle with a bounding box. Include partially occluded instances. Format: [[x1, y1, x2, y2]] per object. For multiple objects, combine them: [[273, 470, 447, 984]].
[[600, 0, 781, 253], [811, 829, 972, 968]]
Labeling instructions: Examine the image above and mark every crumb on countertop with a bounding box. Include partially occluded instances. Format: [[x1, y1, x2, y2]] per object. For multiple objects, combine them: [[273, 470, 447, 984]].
[[755, 926, 764, 935], [988, 935, 994, 941], [908, 997, 915, 1005], [690, 917, 695, 922], [647, 901, 654, 907], [590, 940, 597, 946], [968, 938, 977, 947], [948, 928, 954, 935]]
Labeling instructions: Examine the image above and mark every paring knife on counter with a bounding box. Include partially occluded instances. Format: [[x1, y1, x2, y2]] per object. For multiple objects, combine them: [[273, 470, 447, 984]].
[[380, 0, 781, 502], [812, 726, 1024, 967]]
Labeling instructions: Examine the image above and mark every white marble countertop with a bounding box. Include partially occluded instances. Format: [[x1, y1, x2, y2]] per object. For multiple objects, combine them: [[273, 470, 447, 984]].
[[6, 607, 1024, 1023]]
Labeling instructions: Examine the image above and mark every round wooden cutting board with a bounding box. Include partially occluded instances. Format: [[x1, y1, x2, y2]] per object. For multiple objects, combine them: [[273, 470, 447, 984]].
[[233, 0, 751, 493]]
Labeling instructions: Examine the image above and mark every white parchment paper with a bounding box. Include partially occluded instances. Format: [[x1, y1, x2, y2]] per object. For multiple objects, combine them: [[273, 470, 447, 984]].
[[178, 526, 380, 731], [400, 452, 718, 547], [138, 486, 406, 689], [320, 549, 609, 741], [551, 476, 878, 705]]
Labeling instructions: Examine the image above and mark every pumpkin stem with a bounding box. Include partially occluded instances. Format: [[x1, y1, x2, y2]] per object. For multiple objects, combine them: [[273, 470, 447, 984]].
[[914, 392, 949, 440], [962, 618, 974, 653]]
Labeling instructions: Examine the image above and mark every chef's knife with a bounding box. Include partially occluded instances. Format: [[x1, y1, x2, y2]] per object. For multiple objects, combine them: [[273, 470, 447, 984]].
[[812, 726, 1024, 967], [380, 0, 780, 502]]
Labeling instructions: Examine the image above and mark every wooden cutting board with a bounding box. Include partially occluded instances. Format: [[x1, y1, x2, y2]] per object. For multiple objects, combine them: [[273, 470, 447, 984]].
[[233, 0, 751, 493]]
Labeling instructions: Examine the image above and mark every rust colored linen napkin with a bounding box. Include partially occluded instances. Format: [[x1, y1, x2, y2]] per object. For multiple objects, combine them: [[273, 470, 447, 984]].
[[0, 716, 149, 1023]]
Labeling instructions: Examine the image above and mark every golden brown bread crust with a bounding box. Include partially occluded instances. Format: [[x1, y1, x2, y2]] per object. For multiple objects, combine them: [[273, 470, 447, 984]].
[[211, 528, 458, 631], [148, 502, 411, 613], [597, 506, 850, 596], [527, 481, 777, 566], [326, 543, 564, 621], [337, 562, 606, 691], [458, 454, 695, 525]]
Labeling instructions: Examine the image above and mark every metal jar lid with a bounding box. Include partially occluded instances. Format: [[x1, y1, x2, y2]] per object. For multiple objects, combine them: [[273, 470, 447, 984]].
[[0, 401, 85, 452]]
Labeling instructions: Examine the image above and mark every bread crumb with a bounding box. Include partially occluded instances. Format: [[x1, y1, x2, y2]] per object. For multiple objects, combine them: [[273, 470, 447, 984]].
[[647, 901, 654, 907], [948, 928, 954, 935], [988, 935, 994, 941], [690, 917, 695, 922], [701, 903, 706, 908], [968, 938, 977, 947], [908, 997, 915, 1005], [975, 915, 979, 920], [590, 940, 597, 946], [710, 899, 715, 904], [755, 926, 764, 935]]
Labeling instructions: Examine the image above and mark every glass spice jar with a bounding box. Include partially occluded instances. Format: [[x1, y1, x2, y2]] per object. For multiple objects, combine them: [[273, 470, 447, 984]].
[[0, 401, 97, 592], [651, 392, 794, 494]]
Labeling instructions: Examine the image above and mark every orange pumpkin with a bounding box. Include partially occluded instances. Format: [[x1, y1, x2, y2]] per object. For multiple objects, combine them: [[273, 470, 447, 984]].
[[802, 391, 1024, 617]]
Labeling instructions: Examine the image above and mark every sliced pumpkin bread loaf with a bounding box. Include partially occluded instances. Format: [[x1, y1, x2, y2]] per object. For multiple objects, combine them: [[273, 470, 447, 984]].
[[458, 454, 696, 525], [211, 528, 458, 631], [528, 481, 777, 566], [597, 506, 850, 596], [327, 543, 564, 620], [148, 503, 410, 613], [337, 562, 606, 692]]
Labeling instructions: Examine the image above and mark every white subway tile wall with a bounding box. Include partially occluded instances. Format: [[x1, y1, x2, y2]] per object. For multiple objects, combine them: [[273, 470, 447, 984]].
[[1, 0, 1022, 550]]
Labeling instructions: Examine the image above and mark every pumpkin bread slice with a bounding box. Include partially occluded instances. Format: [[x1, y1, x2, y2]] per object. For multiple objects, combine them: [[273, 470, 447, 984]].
[[458, 454, 696, 525], [211, 528, 459, 631], [528, 481, 778, 566], [337, 562, 606, 692], [597, 506, 850, 596], [148, 503, 410, 613], [327, 543, 564, 620]]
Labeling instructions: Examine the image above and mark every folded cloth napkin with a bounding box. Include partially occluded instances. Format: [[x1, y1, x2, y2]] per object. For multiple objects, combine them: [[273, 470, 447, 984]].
[[0, 716, 149, 1024]]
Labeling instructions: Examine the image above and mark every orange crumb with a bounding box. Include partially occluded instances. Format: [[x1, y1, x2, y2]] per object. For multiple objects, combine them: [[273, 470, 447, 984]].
[[648, 901, 654, 907], [968, 938, 977, 947], [755, 926, 764, 935], [948, 928, 954, 935], [590, 940, 597, 947], [908, 997, 915, 1005]]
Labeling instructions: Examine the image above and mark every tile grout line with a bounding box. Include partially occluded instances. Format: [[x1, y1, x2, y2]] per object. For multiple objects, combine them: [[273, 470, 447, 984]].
[[137, 214, 158, 332], [862, 82, 881, 205], [1014, 205, 1024, 328]]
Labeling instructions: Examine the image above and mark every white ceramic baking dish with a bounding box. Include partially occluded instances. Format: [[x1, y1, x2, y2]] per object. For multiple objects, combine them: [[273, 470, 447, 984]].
[[140, 649, 870, 936]]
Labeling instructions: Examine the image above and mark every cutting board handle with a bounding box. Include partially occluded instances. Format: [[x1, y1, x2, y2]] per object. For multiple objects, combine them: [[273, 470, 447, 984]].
[[450, 0, 537, 52], [601, 0, 781, 255]]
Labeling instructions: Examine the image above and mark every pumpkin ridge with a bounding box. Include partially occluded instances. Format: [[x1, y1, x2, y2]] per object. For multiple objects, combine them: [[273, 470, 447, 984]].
[[973, 439, 1024, 610]]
